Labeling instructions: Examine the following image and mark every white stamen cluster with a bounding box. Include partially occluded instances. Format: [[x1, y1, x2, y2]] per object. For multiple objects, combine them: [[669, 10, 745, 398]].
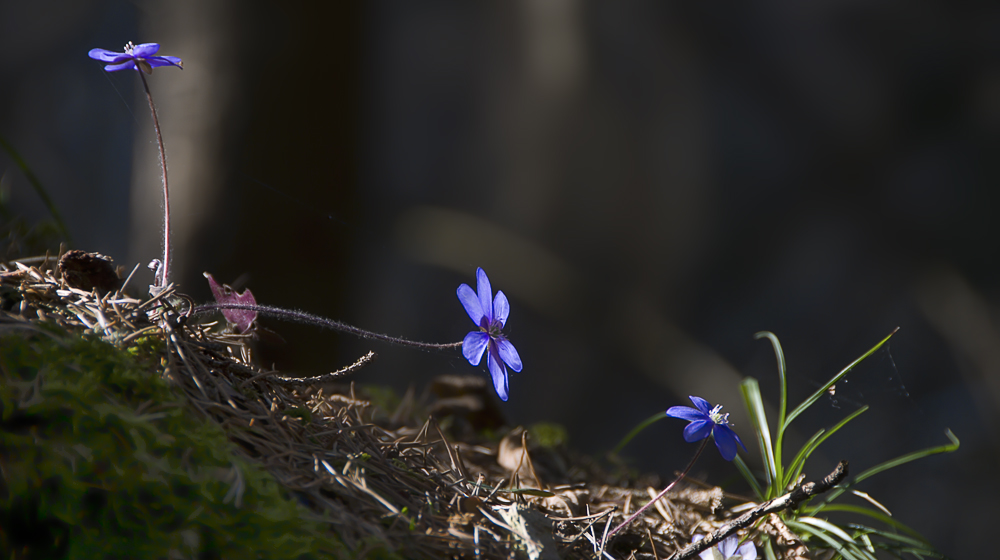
[[709, 404, 730, 426]]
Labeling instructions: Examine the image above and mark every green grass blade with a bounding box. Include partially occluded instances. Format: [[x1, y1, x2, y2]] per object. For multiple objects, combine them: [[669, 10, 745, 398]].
[[609, 411, 666, 457], [755, 331, 788, 483], [785, 519, 877, 560], [500, 488, 555, 497], [786, 406, 868, 485], [739, 377, 777, 494], [846, 524, 949, 558], [809, 429, 960, 514], [0, 133, 72, 244], [798, 516, 857, 544], [763, 539, 778, 560], [853, 429, 960, 485], [733, 454, 765, 501], [846, 524, 938, 549], [874, 546, 942, 559], [785, 428, 825, 488], [817, 504, 929, 542], [857, 532, 877, 555], [783, 328, 897, 432]]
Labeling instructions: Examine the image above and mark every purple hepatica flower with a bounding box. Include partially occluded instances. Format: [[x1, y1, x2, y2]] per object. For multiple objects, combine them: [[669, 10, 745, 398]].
[[667, 396, 748, 461], [88, 42, 182, 74], [693, 534, 757, 560], [458, 268, 522, 401]]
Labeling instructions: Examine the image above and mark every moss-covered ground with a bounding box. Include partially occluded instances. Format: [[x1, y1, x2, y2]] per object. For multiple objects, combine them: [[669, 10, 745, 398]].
[[0, 326, 350, 559]]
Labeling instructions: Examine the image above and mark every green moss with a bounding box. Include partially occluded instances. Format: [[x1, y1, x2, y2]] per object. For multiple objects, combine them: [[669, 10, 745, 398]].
[[528, 422, 568, 449], [358, 385, 401, 416], [0, 329, 350, 559]]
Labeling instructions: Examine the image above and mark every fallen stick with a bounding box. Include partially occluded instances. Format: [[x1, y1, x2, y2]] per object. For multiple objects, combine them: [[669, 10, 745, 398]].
[[667, 460, 849, 560]]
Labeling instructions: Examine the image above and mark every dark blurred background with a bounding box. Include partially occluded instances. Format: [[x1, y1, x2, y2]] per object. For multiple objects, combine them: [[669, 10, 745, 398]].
[[2, 1, 998, 557]]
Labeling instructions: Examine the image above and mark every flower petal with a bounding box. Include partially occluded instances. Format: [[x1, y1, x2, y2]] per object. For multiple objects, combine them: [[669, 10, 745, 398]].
[[457, 283, 485, 325], [718, 535, 738, 558], [131, 43, 161, 57], [736, 541, 757, 560], [683, 419, 712, 442], [712, 425, 740, 461], [493, 290, 510, 327], [487, 347, 509, 401], [692, 535, 714, 560], [476, 268, 493, 323], [88, 48, 126, 62], [462, 331, 489, 366], [205, 272, 257, 333], [732, 428, 748, 452], [667, 405, 707, 422], [104, 61, 137, 72], [496, 337, 522, 372], [688, 396, 712, 414], [147, 55, 183, 69]]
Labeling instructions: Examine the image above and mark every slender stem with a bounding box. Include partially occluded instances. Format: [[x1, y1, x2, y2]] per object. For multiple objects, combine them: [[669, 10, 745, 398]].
[[138, 70, 170, 289], [607, 438, 710, 538], [193, 302, 465, 351]]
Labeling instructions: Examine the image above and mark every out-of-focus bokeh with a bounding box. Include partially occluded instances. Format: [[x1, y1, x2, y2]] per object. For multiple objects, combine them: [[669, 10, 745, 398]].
[[2, 1, 997, 557]]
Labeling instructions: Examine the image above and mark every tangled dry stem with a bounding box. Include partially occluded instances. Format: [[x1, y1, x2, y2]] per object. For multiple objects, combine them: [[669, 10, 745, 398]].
[[1, 252, 818, 559]]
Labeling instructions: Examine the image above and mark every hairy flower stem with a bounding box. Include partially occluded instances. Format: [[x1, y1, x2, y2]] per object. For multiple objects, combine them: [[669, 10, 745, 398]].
[[193, 303, 465, 351], [138, 71, 170, 289], [607, 438, 710, 538]]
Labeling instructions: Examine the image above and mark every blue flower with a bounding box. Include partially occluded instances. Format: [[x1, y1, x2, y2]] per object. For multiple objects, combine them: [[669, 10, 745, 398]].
[[458, 268, 522, 401], [667, 396, 748, 461], [88, 42, 182, 74], [693, 534, 757, 560]]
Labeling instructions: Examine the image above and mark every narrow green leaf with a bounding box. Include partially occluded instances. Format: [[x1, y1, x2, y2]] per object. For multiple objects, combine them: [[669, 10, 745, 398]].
[[786, 406, 868, 486], [809, 429, 960, 514], [733, 455, 765, 501], [854, 429, 959, 484], [818, 504, 928, 542], [847, 523, 948, 558], [609, 411, 666, 457], [786, 519, 877, 560], [755, 331, 788, 484], [798, 516, 857, 543], [763, 539, 778, 560], [739, 377, 776, 494], [846, 524, 939, 549], [873, 545, 943, 559], [503, 488, 555, 497], [0, 134, 72, 243], [785, 428, 825, 488], [857, 533, 877, 555], [783, 328, 897, 432]]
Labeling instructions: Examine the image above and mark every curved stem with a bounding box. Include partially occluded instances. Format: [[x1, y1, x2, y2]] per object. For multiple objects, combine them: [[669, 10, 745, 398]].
[[607, 438, 710, 538], [193, 302, 465, 351], [138, 71, 170, 289]]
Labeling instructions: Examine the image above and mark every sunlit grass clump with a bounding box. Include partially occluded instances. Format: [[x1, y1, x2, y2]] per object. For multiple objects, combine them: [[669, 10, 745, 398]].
[[735, 331, 959, 560], [610, 330, 958, 560]]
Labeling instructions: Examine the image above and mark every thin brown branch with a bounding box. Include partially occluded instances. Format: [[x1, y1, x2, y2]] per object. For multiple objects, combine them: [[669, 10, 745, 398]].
[[668, 460, 849, 560]]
